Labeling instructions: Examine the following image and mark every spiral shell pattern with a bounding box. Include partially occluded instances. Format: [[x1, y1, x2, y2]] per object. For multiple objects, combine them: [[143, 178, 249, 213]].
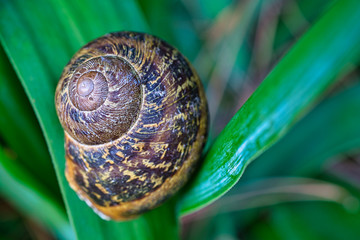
[[55, 32, 208, 220]]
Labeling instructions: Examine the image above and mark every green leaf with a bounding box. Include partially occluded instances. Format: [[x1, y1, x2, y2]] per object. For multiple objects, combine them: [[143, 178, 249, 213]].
[[0, 0, 177, 239], [0, 147, 74, 239], [179, 0, 360, 215], [244, 82, 360, 179], [0, 46, 59, 196]]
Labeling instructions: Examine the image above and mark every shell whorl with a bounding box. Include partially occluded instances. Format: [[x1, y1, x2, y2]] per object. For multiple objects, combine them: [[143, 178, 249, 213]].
[[58, 56, 142, 145], [55, 32, 208, 220]]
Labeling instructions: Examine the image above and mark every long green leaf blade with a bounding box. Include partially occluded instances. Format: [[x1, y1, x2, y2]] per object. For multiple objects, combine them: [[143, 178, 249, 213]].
[[179, 0, 360, 214], [244, 82, 360, 179], [0, 147, 74, 239], [0, 46, 59, 196]]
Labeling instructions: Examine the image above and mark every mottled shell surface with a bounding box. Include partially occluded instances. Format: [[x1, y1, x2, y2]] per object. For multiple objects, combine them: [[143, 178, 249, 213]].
[[55, 32, 208, 220]]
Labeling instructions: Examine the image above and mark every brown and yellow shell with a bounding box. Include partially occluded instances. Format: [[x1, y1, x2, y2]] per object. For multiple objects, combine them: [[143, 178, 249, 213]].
[[55, 31, 208, 220]]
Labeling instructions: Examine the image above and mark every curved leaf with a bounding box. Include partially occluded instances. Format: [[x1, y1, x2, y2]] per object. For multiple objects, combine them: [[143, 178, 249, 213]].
[[244, 82, 360, 179], [179, 0, 360, 215]]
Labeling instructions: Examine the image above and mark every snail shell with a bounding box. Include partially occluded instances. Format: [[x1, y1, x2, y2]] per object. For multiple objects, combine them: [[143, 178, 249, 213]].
[[55, 32, 208, 220]]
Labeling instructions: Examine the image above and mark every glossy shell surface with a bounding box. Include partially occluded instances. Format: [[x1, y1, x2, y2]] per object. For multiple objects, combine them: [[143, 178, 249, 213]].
[[55, 32, 208, 220]]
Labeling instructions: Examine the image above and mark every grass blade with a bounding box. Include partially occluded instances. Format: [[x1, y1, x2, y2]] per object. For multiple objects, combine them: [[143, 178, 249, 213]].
[[0, 46, 59, 196], [244, 82, 360, 179], [0, 147, 74, 239], [179, 0, 360, 215]]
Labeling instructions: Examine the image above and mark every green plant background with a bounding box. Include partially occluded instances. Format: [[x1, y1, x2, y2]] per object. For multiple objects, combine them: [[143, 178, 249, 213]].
[[1, 0, 360, 239]]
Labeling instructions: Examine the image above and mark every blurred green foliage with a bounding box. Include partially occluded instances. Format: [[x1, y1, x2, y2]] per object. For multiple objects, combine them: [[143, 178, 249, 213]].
[[1, 0, 360, 239]]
